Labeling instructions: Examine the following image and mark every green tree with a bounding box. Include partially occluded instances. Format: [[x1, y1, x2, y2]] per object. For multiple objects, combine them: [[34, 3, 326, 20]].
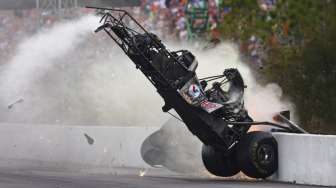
[[218, 0, 336, 134]]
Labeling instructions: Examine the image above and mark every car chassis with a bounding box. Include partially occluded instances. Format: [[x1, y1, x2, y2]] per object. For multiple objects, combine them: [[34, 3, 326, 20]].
[[88, 7, 307, 179]]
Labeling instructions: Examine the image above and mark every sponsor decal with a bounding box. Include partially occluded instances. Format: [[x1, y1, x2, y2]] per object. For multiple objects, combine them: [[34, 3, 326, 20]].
[[200, 100, 223, 113], [188, 84, 201, 99]]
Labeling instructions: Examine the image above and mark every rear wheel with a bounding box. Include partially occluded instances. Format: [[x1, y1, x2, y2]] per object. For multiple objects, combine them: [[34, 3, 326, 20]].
[[237, 131, 278, 179], [201, 145, 240, 177]]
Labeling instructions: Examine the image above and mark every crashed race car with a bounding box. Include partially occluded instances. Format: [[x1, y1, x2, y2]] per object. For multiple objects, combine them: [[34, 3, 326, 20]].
[[89, 7, 307, 179]]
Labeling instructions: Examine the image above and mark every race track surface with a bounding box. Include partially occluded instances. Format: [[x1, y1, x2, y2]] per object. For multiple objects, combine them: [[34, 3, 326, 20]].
[[0, 167, 322, 188]]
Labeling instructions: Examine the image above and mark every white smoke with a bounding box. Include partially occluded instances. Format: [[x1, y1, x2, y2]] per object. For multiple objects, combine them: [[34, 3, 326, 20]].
[[0, 15, 100, 101], [178, 42, 295, 123], [0, 15, 294, 127], [0, 15, 168, 126]]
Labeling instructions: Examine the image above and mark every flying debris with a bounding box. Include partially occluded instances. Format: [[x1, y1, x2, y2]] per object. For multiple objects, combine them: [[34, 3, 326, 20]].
[[8, 98, 24, 109], [84, 133, 95, 145]]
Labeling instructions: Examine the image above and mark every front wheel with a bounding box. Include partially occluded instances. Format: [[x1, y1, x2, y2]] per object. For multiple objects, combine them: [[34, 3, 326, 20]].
[[201, 145, 240, 177], [237, 131, 278, 179]]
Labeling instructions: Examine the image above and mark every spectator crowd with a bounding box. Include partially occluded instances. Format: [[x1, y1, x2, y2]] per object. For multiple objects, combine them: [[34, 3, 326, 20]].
[[0, 0, 277, 67], [138, 0, 224, 41]]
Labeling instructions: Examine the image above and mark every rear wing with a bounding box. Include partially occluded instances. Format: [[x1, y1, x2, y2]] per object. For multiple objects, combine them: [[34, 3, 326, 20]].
[[226, 110, 308, 134], [272, 111, 308, 134]]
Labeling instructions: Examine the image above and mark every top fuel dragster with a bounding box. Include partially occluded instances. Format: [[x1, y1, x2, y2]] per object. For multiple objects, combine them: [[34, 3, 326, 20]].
[[89, 7, 307, 179]]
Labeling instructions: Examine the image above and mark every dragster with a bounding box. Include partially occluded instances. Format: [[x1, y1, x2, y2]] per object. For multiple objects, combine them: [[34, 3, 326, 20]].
[[88, 7, 307, 179]]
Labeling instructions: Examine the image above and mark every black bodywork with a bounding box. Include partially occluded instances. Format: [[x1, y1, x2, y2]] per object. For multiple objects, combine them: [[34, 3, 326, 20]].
[[90, 7, 306, 155]]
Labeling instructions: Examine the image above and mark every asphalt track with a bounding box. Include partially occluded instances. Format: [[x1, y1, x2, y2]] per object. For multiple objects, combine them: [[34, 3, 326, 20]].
[[0, 167, 323, 188]]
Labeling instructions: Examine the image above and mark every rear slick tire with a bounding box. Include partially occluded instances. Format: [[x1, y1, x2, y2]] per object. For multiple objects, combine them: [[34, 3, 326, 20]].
[[201, 145, 240, 177], [237, 131, 278, 179]]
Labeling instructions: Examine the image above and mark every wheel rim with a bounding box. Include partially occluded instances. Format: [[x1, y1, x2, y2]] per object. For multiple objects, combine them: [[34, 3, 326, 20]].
[[257, 144, 274, 165]]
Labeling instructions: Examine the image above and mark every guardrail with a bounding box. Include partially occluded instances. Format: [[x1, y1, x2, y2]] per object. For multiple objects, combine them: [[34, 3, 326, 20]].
[[270, 133, 336, 187]]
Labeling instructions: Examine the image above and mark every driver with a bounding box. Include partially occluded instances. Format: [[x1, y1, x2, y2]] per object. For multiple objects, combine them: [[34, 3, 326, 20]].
[[207, 81, 230, 104]]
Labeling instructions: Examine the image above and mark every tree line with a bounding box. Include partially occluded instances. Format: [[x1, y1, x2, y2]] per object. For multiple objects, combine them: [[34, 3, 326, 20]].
[[218, 0, 336, 134]]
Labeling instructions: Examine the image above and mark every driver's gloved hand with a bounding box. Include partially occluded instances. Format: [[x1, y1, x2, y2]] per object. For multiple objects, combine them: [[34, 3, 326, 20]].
[[223, 68, 238, 80], [212, 82, 221, 90]]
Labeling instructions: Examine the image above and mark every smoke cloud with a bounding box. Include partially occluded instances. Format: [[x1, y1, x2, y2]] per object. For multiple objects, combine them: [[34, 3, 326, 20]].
[[0, 15, 294, 128], [166, 42, 295, 123], [0, 15, 99, 100], [0, 15, 169, 126]]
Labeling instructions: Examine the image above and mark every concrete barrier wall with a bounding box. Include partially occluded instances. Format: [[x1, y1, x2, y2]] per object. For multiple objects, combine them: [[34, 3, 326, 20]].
[[0, 124, 158, 170], [0, 124, 335, 186], [271, 133, 336, 187]]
